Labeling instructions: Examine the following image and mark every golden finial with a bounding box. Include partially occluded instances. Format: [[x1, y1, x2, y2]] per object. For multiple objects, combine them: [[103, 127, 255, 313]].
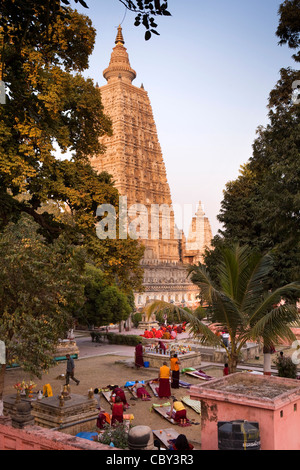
[[115, 25, 125, 45]]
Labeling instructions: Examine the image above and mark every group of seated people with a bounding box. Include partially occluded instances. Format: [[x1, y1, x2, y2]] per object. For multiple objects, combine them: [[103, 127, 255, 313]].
[[141, 322, 187, 340], [95, 384, 130, 428], [94, 382, 194, 450]]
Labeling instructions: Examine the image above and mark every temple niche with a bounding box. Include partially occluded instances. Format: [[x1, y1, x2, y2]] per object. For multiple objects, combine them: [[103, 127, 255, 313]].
[[91, 26, 213, 310]]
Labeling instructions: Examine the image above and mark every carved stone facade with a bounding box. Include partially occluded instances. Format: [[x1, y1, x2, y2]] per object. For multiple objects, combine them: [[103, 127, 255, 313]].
[[91, 27, 213, 308]]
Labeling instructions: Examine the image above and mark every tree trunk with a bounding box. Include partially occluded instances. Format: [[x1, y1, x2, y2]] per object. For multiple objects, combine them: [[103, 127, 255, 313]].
[[263, 344, 274, 375], [228, 353, 239, 374], [263, 353, 272, 375]]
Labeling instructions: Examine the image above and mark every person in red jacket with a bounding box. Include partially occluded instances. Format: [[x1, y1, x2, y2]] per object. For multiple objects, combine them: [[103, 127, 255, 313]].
[[111, 396, 124, 426], [110, 385, 129, 409], [223, 363, 229, 376]]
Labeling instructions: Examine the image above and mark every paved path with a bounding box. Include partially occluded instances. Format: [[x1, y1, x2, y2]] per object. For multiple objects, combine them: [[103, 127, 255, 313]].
[[74, 329, 271, 374], [75, 333, 135, 359], [75, 328, 192, 360]]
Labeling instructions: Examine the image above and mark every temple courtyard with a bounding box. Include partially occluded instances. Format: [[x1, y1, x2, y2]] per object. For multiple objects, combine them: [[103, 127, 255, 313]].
[[1, 329, 298, 450]]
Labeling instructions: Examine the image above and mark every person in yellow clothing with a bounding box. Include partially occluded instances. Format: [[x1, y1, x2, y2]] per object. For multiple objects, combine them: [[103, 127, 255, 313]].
[[170, 353, 180, 389], [168, 397, 187, 425], [158, 361, 171, 398]]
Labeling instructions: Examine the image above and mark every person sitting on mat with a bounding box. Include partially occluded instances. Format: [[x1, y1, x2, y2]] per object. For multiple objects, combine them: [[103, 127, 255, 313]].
[[109, 385, 129, 408], [167, 397, 188, 425], [111, 396, 125, 426]]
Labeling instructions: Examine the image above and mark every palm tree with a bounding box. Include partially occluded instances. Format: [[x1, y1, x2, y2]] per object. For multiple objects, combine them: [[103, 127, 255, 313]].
[[144, 244, 300, 374]]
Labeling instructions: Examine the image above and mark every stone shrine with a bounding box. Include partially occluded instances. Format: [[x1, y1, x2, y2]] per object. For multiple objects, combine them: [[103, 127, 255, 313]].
[[4, 391, 99, 436], [91, 27, 213, 308], [31, 393, 99, 436]]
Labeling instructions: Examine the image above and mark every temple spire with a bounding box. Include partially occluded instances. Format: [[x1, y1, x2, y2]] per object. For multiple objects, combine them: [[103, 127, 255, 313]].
[[115, 25, 125, 45], [103, 26, 136, 84]]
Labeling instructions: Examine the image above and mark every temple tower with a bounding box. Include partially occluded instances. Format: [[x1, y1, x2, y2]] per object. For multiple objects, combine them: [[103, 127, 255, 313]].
[[91, 27, 212, 308], [91, 26, 179, 262], [183, 201, 213, 264]]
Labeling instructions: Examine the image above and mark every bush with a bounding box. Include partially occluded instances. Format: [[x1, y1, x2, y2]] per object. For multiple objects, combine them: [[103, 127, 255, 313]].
[[106, 333, 142, 346], [99, 422, 129, 449], [132, 312, 142, 328], [273, 354, 298, 379]]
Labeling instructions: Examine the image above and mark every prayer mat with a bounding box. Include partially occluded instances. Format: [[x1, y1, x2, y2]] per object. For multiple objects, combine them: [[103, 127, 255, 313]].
[[184, 369, 214, 380], [181, 396, 201, 414], [179, 380, 192, 388]]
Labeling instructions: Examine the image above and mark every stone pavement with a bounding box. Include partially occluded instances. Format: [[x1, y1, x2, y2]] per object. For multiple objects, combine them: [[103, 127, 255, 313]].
[[75, 331, 135, 360], [75, 328, 192, 360]]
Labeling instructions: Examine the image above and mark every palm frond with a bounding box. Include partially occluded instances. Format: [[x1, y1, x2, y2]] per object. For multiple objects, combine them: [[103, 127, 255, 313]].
[[209, 290, 246, 333], [245, 303, 300, 347], [188, 262, 245, 330], [248, 282, 300, 324], [240, 252, 274, 312]]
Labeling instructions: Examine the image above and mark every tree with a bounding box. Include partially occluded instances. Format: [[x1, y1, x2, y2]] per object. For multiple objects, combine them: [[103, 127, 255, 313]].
[[0, 214, 86, 412], [78, 264, 132, 327], [0, 1, 171, 43], [276, 0, 300, 62], [206, 0, 300, 290], [144, 244, 300, 374], [119, 0, 171, 40], [0, 2, 145, 292]]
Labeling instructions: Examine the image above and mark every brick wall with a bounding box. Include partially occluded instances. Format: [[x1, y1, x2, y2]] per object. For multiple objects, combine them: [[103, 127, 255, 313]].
[[0, 422, 114, 450]]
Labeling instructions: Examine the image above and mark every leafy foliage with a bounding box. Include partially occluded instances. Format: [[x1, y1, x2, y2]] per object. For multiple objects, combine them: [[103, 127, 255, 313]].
[[206, 0, 300, 290], [0, 215, 86, 376], [0, 1, 145, 293], [273, 354, 298, 378], [79, 264, 132, 327], [0, 1, 145, 397], [0, 1, 171, 44], [99, 422, 130, 449], [276, 0, 300, 62], [119, 0, 171, 40]]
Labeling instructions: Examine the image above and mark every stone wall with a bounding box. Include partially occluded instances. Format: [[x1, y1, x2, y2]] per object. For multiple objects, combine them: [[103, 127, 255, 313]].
[[0, 422, 113, 450]]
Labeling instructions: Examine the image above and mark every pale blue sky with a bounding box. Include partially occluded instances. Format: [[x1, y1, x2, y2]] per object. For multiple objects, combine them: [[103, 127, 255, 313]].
[[75, 0, 295, 236]]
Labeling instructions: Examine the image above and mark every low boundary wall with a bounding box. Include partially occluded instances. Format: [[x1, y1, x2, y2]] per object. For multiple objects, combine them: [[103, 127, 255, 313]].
[[0, 421, 114, 450]]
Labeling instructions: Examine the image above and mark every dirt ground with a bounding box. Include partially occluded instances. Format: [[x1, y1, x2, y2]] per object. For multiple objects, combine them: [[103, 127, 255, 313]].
[[2, 354, 211, 450], [4, 339, 291, 450]]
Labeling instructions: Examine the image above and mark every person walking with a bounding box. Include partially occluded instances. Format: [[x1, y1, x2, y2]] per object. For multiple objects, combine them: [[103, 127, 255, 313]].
[[65, 354, 80, 386]]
